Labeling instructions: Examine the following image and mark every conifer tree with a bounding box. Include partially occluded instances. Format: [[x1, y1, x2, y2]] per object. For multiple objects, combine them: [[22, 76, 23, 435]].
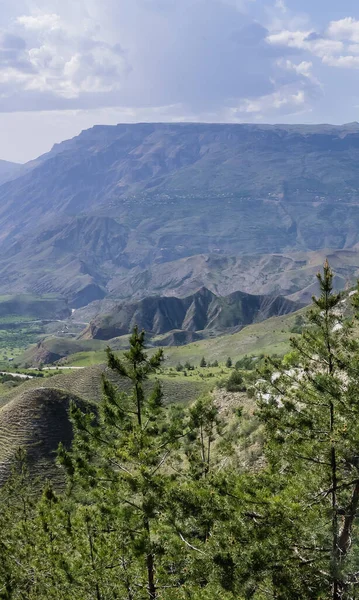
[[255, 261, 359, 599], [58, 326, 185, 599]]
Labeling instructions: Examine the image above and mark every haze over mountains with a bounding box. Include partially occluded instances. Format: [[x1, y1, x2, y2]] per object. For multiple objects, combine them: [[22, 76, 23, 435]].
[[0, 160, 23, 186], [2, 122, 359, 308]]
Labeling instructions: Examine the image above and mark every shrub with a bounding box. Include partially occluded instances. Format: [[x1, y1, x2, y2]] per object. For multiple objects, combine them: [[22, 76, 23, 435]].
[[226, 370, 246, 393]]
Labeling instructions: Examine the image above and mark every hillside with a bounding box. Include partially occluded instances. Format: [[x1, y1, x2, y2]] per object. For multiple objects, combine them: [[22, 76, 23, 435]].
[[0, 364, 209, 481], [0, 160, 23, 186], [89, 249, 359, 305], [0, 388, 92, 484], [0, 294, 70, 320], [35, 306, 306, 369], [80, 287, 302, 340], [2, 124, 359, 305]]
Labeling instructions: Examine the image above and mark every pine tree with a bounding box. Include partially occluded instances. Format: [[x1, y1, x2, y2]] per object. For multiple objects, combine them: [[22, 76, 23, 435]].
[[58, 326, 185, 599], [254, 261, 359, 599], [200, 357, 207, 368]]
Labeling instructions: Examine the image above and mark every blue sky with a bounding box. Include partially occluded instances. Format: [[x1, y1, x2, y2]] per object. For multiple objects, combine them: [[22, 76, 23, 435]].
[[1, 0, 359, 161]]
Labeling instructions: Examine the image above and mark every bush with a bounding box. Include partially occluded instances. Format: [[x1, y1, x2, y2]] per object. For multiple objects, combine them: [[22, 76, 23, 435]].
[[226, 370, 246, 393], [290, 314, 305, 334], [226, 357, 232, 368], [235, 355, 256, 370]]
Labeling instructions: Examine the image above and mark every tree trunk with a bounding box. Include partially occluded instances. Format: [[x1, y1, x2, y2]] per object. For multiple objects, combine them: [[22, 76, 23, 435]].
[[144, 517, 156, 599]]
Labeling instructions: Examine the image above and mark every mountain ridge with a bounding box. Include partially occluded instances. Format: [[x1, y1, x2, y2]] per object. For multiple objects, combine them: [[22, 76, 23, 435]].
[[79, 286, 303, 341], [2, 123, 359, 306]]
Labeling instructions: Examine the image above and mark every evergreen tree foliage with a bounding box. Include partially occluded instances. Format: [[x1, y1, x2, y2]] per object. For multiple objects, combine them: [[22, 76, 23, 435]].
[[2, 266, 359, 599], [254, 261, 359, 599], [57, 326, 190, 598]]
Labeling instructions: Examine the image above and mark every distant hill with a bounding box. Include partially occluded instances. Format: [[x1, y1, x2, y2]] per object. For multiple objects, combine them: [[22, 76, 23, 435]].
[[86, 249, 359, 305], [2, 123, 359, 305], [80, 287, 302, 341], [0, 160, 23, 186]]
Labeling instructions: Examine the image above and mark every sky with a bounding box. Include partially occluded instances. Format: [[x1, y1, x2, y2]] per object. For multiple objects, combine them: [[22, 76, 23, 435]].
[[2, 0, 359, 162]]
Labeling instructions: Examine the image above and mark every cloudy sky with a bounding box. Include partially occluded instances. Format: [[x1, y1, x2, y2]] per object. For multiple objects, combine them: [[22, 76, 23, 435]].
[[2, 0, 359, 162]]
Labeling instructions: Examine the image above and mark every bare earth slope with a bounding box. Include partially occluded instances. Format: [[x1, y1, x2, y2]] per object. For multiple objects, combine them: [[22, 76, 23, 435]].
[[79, 287, 302, 340]]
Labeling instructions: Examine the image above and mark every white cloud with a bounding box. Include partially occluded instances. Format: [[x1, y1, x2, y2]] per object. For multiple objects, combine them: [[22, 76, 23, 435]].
[[322, 54, 359, 68], [277, 58, 314, 78], [17, 13, 61, 31], [266, 9, 359, 77], [348, 44, 359, 54], [327, 17, 359, 43], [0, 9, 129, 99], [234, 86, 308, 116], [0, 0, 315, 117], [267, 30, 343, 58], [266, 17, 359, 72]]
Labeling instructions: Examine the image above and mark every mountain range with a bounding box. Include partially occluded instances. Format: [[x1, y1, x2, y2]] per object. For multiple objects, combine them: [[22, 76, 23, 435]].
[[2, 123, 359, 308]]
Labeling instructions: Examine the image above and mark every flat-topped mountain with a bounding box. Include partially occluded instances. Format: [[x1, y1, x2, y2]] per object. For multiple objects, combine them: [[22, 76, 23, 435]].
[[80, 287, 302, 341], [2, 123, 359, 305]]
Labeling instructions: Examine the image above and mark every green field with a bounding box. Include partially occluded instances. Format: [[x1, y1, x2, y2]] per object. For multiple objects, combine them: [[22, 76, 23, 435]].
[[0, 325, 44, 366], [0, 293, 71, 368]]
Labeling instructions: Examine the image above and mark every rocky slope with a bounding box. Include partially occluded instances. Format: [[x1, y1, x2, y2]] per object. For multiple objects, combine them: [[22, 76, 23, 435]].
[[80, 287, 302, 340], [1, 123, 359, 305]]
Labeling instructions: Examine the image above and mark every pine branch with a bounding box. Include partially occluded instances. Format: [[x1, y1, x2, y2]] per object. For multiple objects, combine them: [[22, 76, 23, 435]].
[[177, 532, 206, 555]]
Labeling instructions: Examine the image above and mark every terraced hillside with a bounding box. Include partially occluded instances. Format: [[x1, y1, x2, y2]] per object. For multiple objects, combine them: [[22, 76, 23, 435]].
[[0, 388, 92, 485], [0, 364, 209, 482]]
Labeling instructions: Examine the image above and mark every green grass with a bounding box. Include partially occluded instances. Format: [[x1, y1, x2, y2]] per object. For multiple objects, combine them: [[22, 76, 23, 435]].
[[63, 350, 107, 366], [0, 316, 40, 324], [161, 309, 306, 366], [64, 308, 306, 369], [0, 324, 45, 367]]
